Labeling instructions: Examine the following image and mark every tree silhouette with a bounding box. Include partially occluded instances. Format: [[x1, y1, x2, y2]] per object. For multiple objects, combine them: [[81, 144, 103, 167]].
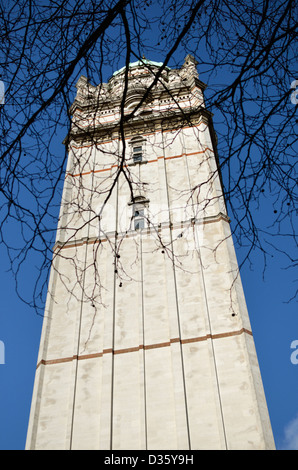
[[0, 0, 296, 313]]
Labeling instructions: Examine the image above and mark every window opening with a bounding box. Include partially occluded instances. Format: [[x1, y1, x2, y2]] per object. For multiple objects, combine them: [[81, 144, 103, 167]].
[[130, 195, 149, 231], [129, 135, 146, 164], [133, 207, 145, 230], [133, 145, 143, 162]]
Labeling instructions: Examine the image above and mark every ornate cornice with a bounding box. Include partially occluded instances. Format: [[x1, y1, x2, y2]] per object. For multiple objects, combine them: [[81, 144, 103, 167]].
[[65, 106, 213, 145]]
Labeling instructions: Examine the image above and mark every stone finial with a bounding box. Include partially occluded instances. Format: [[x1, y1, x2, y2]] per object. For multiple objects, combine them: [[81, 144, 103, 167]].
[[74, 75, 97, 102], [181, 54, 199, 79], [75, 75, 88, 90]]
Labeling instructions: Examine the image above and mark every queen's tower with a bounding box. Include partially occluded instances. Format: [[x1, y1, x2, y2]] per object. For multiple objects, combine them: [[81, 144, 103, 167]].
[[26, 56, 275, 450]]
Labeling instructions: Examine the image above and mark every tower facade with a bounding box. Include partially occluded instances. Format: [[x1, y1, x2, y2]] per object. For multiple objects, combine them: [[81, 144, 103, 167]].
[[26, 56, 275, 450]]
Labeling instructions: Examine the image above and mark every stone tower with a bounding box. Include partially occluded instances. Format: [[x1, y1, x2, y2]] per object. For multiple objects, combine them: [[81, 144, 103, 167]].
[[26, 55, 275, 450]]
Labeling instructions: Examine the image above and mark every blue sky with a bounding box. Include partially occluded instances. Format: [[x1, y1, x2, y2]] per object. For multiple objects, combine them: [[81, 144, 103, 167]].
[[0, 248, 43, 450], [0, 0, 297, 451], [241, 253, 298, 450]]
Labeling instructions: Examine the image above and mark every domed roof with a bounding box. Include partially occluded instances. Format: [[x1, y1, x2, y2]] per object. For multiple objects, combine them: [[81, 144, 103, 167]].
[[112, 58, 169, 76]]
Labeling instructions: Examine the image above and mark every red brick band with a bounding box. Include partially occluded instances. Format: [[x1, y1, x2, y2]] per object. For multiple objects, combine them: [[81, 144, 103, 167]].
[[36, 328, 252, 369]]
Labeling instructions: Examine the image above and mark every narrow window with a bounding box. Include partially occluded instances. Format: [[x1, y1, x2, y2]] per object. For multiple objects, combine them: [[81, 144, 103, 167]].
[[130, 195, 149, 231], [133, 145, 143, 163], [133, 207, 145, 230], [129, 135, 146, 164]]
